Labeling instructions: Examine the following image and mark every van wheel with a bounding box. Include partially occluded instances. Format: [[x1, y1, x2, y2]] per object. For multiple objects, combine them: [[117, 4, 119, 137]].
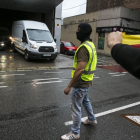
[[12, 44, 17, 53], [24, 51, 30, 61]]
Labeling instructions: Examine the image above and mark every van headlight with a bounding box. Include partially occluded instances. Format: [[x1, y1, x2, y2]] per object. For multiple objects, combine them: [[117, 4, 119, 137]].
[[54, 46, 57, 50], [0, 42, 5, 47], [9, 37, 12, 40], [30, 44, 38, 49]]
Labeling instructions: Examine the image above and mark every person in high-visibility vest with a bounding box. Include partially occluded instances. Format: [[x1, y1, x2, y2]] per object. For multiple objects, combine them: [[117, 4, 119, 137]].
[[61, 23, 97, 140]]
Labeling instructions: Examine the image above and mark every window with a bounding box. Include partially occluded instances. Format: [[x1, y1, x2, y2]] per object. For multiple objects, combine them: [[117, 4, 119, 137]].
[[27, 29, 53, 43], [60, 43, 64, 47], [98, 33, 105, 50], [64, 42, 75, 47], [23, 30, 27, 38]]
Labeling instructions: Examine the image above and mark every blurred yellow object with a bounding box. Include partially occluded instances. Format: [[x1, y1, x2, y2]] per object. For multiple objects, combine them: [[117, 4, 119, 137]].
[[122, 32, 140, 46]]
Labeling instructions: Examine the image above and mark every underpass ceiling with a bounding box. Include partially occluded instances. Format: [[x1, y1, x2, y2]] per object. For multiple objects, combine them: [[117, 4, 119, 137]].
[[0, 0, 63, 13]]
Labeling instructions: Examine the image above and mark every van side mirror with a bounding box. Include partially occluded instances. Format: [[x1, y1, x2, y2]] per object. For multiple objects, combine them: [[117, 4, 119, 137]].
[[22, 37, 27, 43], [54, 39, 56, 42]]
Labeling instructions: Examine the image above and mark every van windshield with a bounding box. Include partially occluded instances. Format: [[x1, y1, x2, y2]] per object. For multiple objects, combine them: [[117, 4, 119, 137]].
[[27, 29, 53, 42]]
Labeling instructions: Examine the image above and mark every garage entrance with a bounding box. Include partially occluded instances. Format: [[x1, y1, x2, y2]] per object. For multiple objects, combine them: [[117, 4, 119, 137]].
[[0, 0, 62, 52]]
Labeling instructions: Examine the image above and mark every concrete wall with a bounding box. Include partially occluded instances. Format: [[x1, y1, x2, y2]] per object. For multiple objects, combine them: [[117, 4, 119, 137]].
[[61, 11, 112, 55], [62, 12, 98, 47], [124, 0, 140, 11], [61, 6, 140, 56], [97, 7, 140, 29], [87, 0, 125, 13], [54, 3, 62, 52], [98, 7, 121, 20], [120, 7, 140, 21], [86, 0, 140, 13], [97, 18, 122, 27]]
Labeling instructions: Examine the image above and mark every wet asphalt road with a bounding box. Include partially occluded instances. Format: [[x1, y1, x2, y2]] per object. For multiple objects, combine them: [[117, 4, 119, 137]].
[[0, 68, 140, 140], [0, 46, 73, 70], [0, 47, 140, 140]]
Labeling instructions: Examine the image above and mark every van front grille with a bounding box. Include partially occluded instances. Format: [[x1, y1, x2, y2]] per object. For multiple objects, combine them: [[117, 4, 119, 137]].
[[39, 46, 54, 52]]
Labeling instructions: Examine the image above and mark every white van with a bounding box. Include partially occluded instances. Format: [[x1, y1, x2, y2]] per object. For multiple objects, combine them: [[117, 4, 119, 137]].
[[11, 20, 57, 61]]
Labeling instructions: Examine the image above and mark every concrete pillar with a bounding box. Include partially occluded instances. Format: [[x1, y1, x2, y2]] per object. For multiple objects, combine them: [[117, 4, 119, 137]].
[[54, 3, 62, 53]]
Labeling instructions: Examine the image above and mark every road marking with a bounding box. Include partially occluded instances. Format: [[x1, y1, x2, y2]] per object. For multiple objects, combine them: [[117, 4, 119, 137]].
[[109, 72, 120, 74], [0, 74, 25, 76], [122, 72, 128, 74], [17, 70, 32, 71], [126, 115, 140, 125], [65, 101, 140, 126], [94, 77, 100, 79], [32, 78, 60, 81], [36, 80, 62, 85], [0, 86, 8, 88], [0, 82, 5, 84], [111, 74, 125, 77], [44, 72, 63, 74]]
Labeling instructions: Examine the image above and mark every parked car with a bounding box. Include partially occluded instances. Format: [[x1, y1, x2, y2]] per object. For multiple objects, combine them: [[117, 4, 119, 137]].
[[11, 20, 57, 61], [0, 27, 11, 51], [60, 41, 78, 55]]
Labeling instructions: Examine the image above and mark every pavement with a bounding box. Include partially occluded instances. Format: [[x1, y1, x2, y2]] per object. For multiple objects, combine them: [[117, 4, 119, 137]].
[[0, 47, 73, 71], [0, 46, 140, 140]]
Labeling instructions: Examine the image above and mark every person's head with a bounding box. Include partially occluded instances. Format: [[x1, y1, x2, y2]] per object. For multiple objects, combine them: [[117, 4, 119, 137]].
[[76, 23, 92, 42]]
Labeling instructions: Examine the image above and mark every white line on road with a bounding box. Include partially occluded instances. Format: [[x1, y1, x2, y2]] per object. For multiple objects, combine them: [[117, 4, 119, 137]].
[[65, 101, 140, 126], [44, 72, 63, 74], [17, 70, 32, 71], [0, 82, 5, 84], [94, 77, 100, 79], [122, 72, 128, 74], [111, 74, 125, 77], [32, 78, 60, 81], [0, 86, 8, 88], [0, 74, 25, 76], [36, 80, 62, 85], [109, 72, 120, 74]]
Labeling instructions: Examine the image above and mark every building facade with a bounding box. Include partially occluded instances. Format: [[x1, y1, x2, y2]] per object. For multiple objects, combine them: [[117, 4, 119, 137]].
[[61, 6, 140, 55], [87, 0, 140, 13]]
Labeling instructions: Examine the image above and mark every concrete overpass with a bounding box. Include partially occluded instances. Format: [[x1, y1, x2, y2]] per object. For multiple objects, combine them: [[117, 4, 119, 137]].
[[0, 0, 63, 52], [0, 0, 62, 13]]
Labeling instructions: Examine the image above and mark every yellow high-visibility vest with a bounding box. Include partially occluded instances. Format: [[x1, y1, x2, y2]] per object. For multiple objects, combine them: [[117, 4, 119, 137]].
[[71, 41, 97, 81]]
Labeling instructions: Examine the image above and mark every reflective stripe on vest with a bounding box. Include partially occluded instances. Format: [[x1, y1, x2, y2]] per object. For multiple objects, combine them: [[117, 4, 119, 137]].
[[73, 68, 95, 74]]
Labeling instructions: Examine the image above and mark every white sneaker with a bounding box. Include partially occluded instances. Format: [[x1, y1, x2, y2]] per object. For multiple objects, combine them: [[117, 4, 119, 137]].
[[81, 118, 97, 125], [61, 132, 80, 140]]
